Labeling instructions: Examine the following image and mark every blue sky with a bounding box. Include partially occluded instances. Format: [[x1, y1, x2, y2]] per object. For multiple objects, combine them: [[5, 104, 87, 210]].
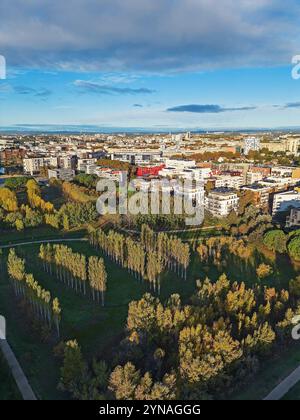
[[1, 0, 300, 130]]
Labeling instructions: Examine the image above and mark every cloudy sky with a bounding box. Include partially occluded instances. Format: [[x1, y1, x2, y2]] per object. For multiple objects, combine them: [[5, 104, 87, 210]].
[[1, 0, 300, 130]]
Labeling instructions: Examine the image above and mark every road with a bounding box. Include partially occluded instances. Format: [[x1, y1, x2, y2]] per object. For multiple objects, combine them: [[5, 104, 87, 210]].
[[264, 365, 300, 400], [0, 339, 37, 400]]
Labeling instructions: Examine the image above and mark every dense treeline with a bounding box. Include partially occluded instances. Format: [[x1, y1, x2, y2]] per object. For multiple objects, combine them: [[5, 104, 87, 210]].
[[263, 228, 300, 262], [0, 187, 45, 231], [0, 188, 18, 212], [45, 202, 99, 231], [7, 248, 62, 337], [4, 176, 30, 191], [62, 182, 97, 204], [197, 236, 252, 266], [59, 273, 300, 400], [0, 178, 99, 232], [74, 173, 98, 189], [88, 225, 190, 292], [26, 179, 54, 213], [39, 244, 107, 305]]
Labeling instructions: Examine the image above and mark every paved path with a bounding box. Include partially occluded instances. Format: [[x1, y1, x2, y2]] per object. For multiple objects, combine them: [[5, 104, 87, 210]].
[[0, 339, 37, 400], [0, 237, 87, 249], [264, 365, 300, 400]]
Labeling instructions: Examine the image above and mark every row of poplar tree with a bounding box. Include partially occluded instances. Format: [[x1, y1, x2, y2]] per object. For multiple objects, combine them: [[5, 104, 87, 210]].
[[7, 248, 62, 337], [88, 224, 190, 293], [39, 244, 107, 305]]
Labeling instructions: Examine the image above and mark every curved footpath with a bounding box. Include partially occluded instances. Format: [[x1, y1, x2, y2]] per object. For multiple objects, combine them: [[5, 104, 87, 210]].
[[264, 365, 300, 400], [0, 339, 36, 400], [0, 237, 88, 400], [1, 235, 300, 400], [0, 237, 87, 249]]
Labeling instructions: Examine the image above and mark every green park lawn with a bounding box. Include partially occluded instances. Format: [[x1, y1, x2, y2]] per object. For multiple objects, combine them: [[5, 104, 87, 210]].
[[0, 226, 86, 246], [0, 237, 300, 400], [282, 381, 300, 400], [0, 241, 201, 399], [0, 353, 21, 400]]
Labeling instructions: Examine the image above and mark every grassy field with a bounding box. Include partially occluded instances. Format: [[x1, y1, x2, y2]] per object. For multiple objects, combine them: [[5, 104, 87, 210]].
[[0, 353, 21, 400], [232, 342, 300, 400], [0, 226, 86, 246], [0, 237, 300, 400], [282, 381, 300, 400], [0, 240, 202, 400]]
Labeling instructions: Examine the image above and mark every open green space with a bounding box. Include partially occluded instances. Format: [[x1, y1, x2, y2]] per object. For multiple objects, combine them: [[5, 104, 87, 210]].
[[0, 226, 86, 246], [0, 237, 300, 400], [282, 380, 300, 400], [0, 353, 21, 400], [233, 341, 300, 400]]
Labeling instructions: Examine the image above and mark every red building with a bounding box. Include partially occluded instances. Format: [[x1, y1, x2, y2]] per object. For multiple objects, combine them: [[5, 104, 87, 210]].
[[136, 164, 165, 177]]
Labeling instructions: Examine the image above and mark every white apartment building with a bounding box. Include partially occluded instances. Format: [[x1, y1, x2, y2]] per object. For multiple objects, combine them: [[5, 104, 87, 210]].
[[44, 157, 58, 168], [205, 188, 239, 217], [260, 177, 297, 189], [0, 138, 18, 150], [108, 149, 162, 164], [246, 171, 264, 185], [78, 158, 97, 172], [214, 174, 244, 189], [286, 208, 300, 228], [48, 168, 75, 181], [244, 137, 260, 155], [271, 166, 294, 178], [272, 190, 300, 215], [59, 156, 73, 169], [173, 182, 205, 202], [86, 164, 98, 175], [23, 157, 44, 175], [164, 159, 196, 170], [159, 164, 209, 181]]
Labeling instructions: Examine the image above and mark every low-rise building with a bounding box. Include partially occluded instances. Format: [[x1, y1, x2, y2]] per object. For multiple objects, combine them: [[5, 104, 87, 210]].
[[286, 208, 300, 228], [78, 158, 97, 172], [272, 190, 300, 215], [23, 157, 44, 175], [48, 168, 75, 181], [240, 184, 270, 209], [246, 171, 264, 184], [213, 173, 244, 189]]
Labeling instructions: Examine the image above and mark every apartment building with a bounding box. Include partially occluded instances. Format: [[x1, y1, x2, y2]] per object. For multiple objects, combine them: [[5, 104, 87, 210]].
[[59, 156, 77, 170], [44, 157, 58, 168], [164, 159, 196, 170], [240, 184, 270, 209], [48, 168, 75, 181], [286, 208, 300, 228], [272, 190, 300, 215], [205, 188, 239, 217], [108, 148, 162, 164], [23, 157, 44, 175], [0, 138, 19, 150], [174, 182, 205, 202], [244, 137, 260, 155], [246, 171, 264, 184], [214, 174, 244, 189], [271, 166, 300, 180], [77, 158, 97, 172]]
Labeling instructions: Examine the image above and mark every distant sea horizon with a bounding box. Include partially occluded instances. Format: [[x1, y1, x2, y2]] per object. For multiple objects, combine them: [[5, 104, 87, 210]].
[[0, 124, 300, 135]]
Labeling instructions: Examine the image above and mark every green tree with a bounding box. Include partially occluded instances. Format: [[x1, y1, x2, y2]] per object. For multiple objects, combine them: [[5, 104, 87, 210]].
[[263, 230, 287, 253]]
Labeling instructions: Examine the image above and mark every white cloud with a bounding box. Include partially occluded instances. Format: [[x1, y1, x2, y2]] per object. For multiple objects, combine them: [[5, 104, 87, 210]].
[[0, 0, 299, 72]]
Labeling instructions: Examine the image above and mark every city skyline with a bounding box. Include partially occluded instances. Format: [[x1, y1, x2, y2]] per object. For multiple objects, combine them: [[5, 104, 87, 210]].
[[0, 0, 300, 129]]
